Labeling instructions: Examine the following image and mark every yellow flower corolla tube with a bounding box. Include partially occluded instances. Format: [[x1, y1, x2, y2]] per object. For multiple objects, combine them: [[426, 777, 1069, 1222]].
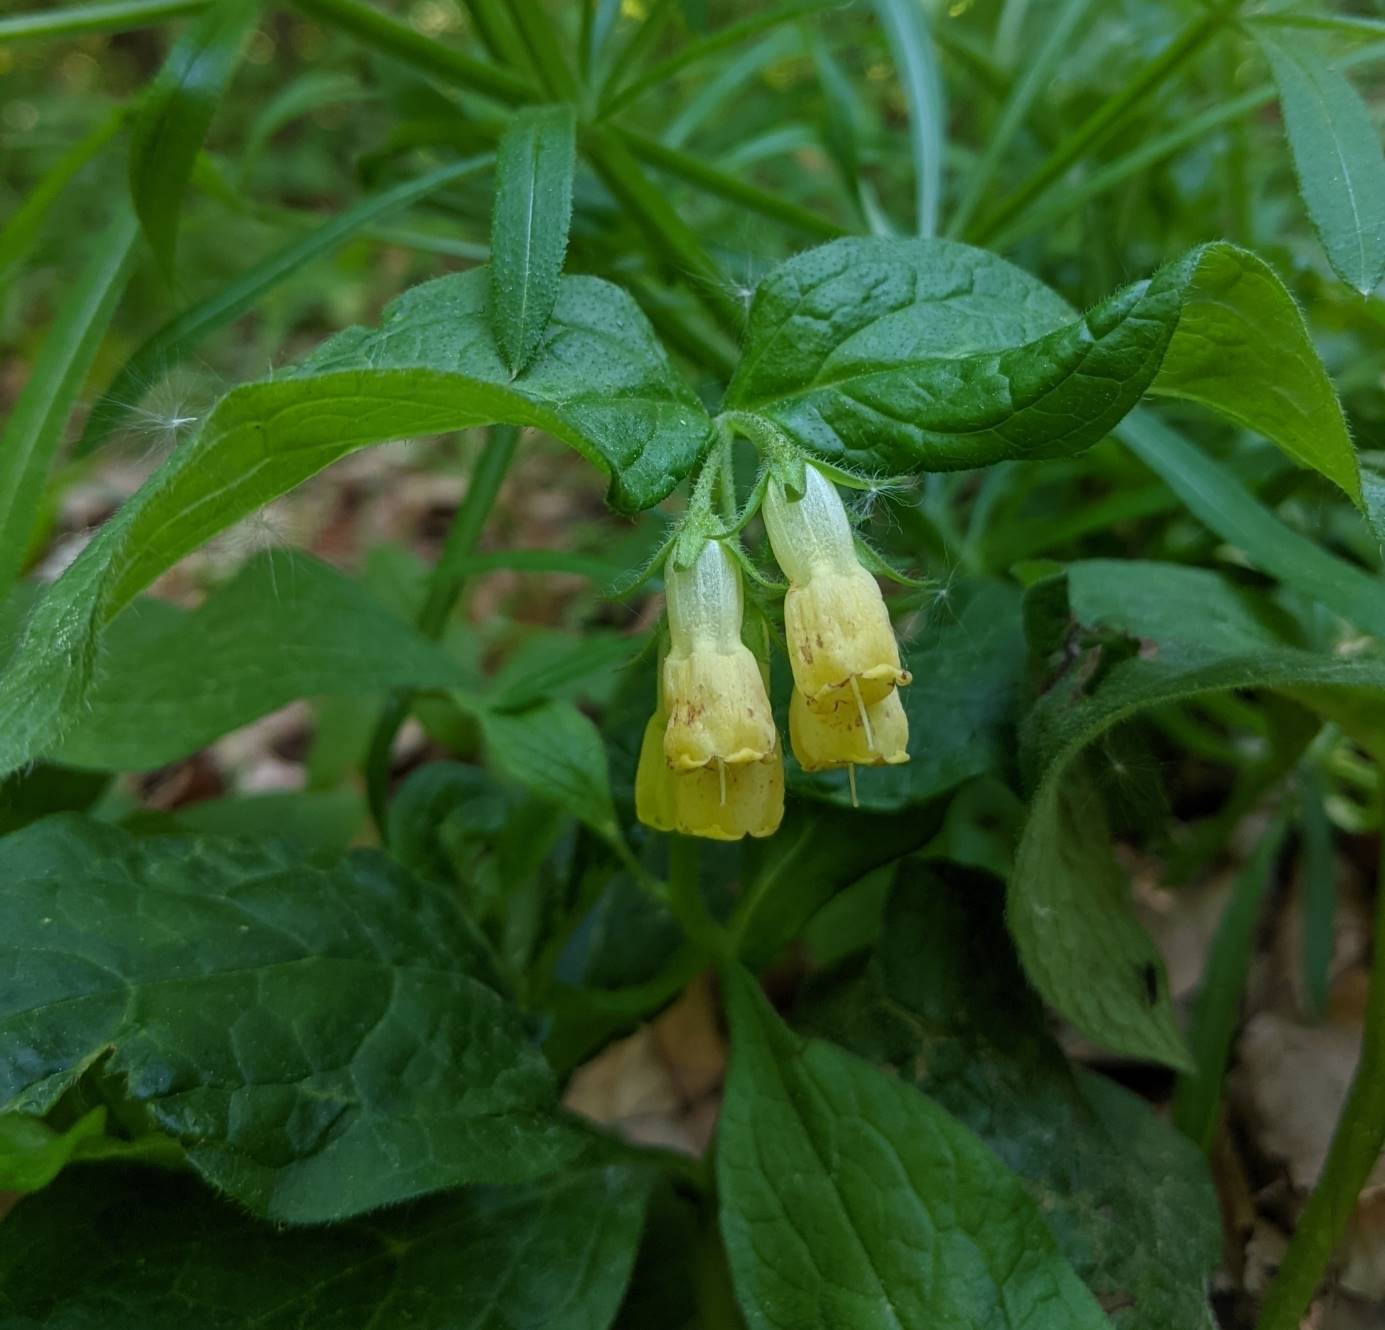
[[789, 687, 909, 772], [636, 699, 784, 840], [762, 465, 911, 713], [662, 540, 777, 772]]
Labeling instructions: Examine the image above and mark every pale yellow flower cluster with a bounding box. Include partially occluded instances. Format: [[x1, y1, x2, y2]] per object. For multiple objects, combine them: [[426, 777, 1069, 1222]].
[[636, 464, 910, 842]]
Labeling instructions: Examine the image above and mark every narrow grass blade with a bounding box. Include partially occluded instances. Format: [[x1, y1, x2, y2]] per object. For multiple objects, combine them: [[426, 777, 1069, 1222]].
[[77, 155, 493, 456], [947, 0, 1094, 238], [0, 209, 140, 597], [1173, 818, 1288, 1151], [0, 107, 124, 297], [1117, 409, 1385, 640], [127, 0, 262, 269], [0, 0, 204, 43], [872, 0, 945, 236], [490, 107, 576, 377]]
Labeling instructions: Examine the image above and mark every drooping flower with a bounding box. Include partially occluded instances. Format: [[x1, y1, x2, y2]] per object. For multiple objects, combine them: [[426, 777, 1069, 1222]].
[[661, 539, 777, 772], [789, 686, 909, 772], [762, 464, 911, 715]]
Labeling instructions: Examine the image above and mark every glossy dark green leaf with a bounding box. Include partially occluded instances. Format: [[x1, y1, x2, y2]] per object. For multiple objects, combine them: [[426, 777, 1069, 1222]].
[[0, 1163, 651, 1329], [799, 866, 1222, 1330], [0, 269, 711, 781], [78, 155, 494, 457], [727, 238, 1368, 523], [0, 209, 138, 597], [0, 816, 579, 1222], [1257, 29, 1385, 294], [1011, 562, 1385, 1066], [49, 549, 468, 771], [716, 965, 1110, 1330], [127, 0, 261, 266], [491, 105, 577, 376]]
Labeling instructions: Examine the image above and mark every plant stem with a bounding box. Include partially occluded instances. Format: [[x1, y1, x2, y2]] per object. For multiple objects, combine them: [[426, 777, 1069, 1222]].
[[0, 0, 205, 42], [365, 425, 520, 834], [582, 127, 744, 339], [667, 835, 728, 958], [1257, 813, 1385, 1330], [618, 128, 847, 240], [460, 0, 530, 71], [971, 3, 1235, 245], [290, 0, 536, 105]]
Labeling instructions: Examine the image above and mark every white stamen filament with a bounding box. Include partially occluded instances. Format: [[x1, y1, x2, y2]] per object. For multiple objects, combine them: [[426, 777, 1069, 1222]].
[[850, 675, 875, 752]]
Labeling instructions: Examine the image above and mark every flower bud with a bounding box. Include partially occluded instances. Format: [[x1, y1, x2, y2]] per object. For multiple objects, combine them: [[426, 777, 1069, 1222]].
[[662, 540, 777, 771], [762, 465, 910, 712], [789, 687, 910, 772]]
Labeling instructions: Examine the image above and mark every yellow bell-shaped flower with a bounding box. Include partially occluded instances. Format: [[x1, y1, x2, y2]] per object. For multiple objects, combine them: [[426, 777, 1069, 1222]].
[[789, 687, 910, 772], [671, 746, 785, 840], [762, 465, 910, 712], [636, 702, 784, 840], [662, 540, 777, 771]]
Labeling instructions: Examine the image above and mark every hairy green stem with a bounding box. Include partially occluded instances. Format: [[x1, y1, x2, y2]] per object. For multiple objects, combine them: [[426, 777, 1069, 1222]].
[[365, 425, 520, 834], [290, 0, 536, 105], [971, 3, 1236, 244], [1257, 813, 1385, 1329]]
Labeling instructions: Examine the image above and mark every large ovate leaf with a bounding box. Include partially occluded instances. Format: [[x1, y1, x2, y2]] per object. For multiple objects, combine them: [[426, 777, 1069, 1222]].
[[716, 965, 1110, 1330], [0, 1163, 651, 1329], [0, 816, 580, 1222], [799, 865, 1221, 1329], [52, 549, 468, 771], [0, 268, 710, 780], [726, 237, 1367, 522], [1010, 561, 1385, 1066], [1256, 28, 1385, 295]]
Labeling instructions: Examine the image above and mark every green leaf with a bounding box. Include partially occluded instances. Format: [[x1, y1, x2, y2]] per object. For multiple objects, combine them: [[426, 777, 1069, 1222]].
[[799, 865, 1222, 1330], [127, 0, 261, 266], [0, 1163, 651, 1328], [77, 155, 494, 457], [1010, 561, 1385, 1065], [790, 580, 1026, 811], [491, 105, 577, 376], [50, 550, 469, 772], [1256, 29, 1385, 294], [717, 965, 1110, 1330], [726, 238, 1369, 523], [480, 699, 620, 844], [0, 268, 710, 781], [0, 0, 207, 44], [0, 1107, 108, 1192], [730, 799, 946, 968], [0, 815, 580, 1221], [169, 788, 368, 853], [0, 208, 139, 597], [1117, 410, 1385, 637]]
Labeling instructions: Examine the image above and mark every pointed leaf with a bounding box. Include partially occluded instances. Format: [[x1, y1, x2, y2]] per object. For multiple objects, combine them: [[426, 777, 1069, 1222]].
[[491, 105, 577, 375], [717, 965, 1110, 1330], [1257, 29, 1385, 293], [127, 0, 261, 266]]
